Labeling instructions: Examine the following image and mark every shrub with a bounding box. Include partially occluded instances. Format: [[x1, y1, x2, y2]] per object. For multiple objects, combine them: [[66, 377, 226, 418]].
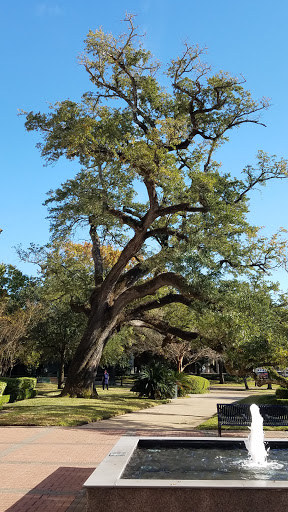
[[175, 372, 197, 397], [186, 375, 210, 394], [0, 395, 10, 409], [0, 377, 37, 402], [0, 382, 7, 396], [276, 387, 288, 399], [131, 362, 175, 399]]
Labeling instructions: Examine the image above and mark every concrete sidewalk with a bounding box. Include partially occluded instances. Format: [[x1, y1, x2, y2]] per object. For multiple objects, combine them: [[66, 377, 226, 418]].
[[0, 386, 284, 512], [81, 387, 261, 432]]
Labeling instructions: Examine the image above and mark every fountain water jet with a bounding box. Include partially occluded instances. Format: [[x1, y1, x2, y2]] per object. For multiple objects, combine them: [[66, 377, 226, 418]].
[[244, 403, 268, 466]]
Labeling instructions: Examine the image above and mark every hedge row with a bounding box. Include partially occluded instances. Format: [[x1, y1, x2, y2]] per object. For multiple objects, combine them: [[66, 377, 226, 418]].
[[0, 395, 10, 409], [0, 382, 7, 396], [0, 377, 37, 403], [177, 375, 210, 396], [187, 375, 210, 394]]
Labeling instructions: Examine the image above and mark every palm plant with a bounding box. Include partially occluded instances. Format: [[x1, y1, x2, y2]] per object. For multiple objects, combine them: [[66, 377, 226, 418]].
[[131, 362, 176, 399]]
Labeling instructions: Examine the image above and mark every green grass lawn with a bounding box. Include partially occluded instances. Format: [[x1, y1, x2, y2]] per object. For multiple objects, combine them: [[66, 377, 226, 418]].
[[0, 383, 169, 427], [198, 392, 288, 432]]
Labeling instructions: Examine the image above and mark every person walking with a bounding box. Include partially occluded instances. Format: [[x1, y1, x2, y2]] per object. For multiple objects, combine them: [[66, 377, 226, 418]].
[[102, 370, 109, 390]]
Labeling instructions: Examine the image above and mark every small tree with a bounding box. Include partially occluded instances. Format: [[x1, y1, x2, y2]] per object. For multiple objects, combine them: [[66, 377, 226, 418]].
[[0, 264, 40, 376], [31, 306, 86, 388]]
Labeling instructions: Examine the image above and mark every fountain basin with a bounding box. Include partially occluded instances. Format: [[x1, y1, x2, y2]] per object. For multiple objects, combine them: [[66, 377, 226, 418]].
[[84, 436, 288, 512]]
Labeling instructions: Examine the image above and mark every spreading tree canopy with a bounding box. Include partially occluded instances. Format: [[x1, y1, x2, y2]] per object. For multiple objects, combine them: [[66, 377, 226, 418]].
[[24, 16, 288, 396]]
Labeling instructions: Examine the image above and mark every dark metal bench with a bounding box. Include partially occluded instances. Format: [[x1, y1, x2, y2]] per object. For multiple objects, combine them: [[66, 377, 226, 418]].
[[217, 403, 288, 436]]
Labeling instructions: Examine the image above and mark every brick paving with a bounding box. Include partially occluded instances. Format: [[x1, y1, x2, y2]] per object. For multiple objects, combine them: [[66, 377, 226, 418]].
[[0, 427, 121, 512], [0, 388, 287, 511]]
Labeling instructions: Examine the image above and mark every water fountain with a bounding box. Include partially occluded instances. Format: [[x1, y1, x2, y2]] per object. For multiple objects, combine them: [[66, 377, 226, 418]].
[[244, 403, 268, 465], [84, 405, 288, 512]]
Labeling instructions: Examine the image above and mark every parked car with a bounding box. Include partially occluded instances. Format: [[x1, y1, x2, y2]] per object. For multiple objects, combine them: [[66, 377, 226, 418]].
[[254, 368, 268, 379], [276, 369, 288, 377]]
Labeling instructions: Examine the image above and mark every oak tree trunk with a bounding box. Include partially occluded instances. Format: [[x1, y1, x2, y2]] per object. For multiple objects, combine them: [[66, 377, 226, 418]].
[[61, 301, 119, 397]]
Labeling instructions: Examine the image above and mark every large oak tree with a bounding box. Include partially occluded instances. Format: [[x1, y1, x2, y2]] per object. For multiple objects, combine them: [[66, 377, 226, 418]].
[[24, 16, 288, 396]]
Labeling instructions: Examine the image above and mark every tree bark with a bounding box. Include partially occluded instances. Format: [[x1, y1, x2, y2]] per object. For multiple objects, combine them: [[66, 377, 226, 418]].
[[243, 376, 249, 390], [177, 356, 184, 373], [61, 301, 119, 397]]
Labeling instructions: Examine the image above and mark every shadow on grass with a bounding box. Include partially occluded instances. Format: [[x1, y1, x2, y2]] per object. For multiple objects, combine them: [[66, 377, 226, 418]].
[[6, 466, 93, 511], [238, 394, 285, 405], [0, 405, 137, 426]]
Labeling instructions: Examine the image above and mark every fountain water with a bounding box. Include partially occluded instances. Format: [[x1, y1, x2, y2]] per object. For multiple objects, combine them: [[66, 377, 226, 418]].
[[244, 403, 268, 466]]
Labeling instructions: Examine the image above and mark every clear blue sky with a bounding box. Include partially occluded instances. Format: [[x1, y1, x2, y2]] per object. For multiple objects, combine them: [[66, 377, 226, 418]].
[[1, 0, 288, 289]]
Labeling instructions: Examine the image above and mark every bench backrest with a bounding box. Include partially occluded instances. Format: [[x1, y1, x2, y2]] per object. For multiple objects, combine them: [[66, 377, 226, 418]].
[[217, 403, 288, 428]]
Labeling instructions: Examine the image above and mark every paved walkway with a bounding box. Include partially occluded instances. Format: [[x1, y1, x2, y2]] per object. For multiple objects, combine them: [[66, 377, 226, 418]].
[[81, 387, 263, 432], [0, 386, 285, 511]]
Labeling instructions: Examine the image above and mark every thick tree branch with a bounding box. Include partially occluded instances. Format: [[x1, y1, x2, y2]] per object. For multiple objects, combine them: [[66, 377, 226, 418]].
[[106, 208, 141, 230], [89, 217, 103, 286], [115, 261, 152, 291], [157, 204, 208, 216], [143, 177, 159, 210], [98, 209, 158, 301], [123, 207, 143, 219], [127, 293, 192, 317], [143, 227, 188, 243], [129, 317, 199, 342], [112, 271, 202, 317], [70, 300, 91, 317]]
